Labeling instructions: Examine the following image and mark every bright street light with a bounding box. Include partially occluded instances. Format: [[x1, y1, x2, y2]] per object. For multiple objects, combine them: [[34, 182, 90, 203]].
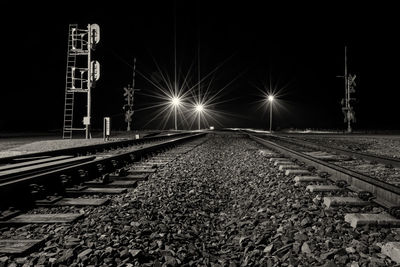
[[268, 95, 274, 102], [172, 97, 181, 107], [195, 104, 204, 112]]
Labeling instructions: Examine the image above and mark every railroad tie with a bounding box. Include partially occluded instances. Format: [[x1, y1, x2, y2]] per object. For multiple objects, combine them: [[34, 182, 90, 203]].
[[323, 197, 370, 208], [344, 213, 400, 228]]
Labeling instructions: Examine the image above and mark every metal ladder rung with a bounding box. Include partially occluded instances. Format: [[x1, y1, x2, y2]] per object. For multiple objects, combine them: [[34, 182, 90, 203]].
[[65, 128, 85, 131]]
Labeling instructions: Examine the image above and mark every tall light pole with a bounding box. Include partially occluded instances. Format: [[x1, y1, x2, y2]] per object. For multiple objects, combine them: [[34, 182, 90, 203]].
[[174, 106, 177, 130], [172, 97, 180, 130], [268, 95, 274, 133], [173, 2, 178, 131], [195, 104, 204, 130]]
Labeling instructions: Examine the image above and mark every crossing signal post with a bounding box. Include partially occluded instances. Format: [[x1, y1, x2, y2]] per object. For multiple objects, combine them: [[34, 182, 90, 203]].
[[123, 58, 140, 131], [337, 46, 356, 133], [123, 86, 134, 131]]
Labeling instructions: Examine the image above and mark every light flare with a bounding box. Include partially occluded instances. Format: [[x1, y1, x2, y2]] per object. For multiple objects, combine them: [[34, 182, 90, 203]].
[[195, 103, 204, 112]]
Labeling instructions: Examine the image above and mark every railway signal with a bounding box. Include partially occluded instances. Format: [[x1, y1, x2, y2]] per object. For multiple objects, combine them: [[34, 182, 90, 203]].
[[90, 60, 100, 87], [63, 24, 101, 139]]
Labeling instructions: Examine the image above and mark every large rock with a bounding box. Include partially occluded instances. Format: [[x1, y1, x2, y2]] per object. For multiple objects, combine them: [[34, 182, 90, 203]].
[[381, 242, 400, 264]]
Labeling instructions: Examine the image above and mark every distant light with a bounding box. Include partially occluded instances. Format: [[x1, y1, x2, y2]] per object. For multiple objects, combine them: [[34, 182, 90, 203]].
[[210, 126, 214, 130], [268, 95, 274, 102], [195, 104, 204, 112], [171, 97, 181, 106]]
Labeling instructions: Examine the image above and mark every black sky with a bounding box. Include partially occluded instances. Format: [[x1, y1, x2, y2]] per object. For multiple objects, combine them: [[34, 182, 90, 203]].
[[1, 1, 399, 132]]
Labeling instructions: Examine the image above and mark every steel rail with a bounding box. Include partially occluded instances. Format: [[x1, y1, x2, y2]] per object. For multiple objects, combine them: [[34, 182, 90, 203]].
[[0, 156, 96, 183]]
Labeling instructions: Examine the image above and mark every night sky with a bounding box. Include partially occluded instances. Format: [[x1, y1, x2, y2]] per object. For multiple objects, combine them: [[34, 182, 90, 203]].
[[1, 1, 399, 132]]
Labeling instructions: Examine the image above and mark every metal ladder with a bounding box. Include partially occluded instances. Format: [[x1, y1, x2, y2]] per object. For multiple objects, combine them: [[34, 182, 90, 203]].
[[62, 24, 78, 139]]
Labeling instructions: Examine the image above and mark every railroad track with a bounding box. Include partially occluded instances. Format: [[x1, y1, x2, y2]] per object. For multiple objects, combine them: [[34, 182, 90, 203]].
[[271, 134, 400, 168], [0, 132, 207, 255], [0, 132, 196, 198], [0, 132, 198, 206], [262, 135, 400, 187], [0, 133, 205, 208], [246, 133, 400, 264], [246, 133, 400, 222], [0, 132, 192, 165]]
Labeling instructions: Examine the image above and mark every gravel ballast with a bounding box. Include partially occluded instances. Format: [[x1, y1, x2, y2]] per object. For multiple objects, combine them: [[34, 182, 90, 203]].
[[1, 134, 399, 266]]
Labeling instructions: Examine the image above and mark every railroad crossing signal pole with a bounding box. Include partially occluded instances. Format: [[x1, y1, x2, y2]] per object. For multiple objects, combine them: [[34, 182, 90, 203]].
[[123, 86, 133, 131], [123, 58, 140, 131], [337, 46, 356, 133]]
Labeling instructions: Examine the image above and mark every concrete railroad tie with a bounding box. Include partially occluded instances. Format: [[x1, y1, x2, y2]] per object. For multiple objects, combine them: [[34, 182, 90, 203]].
[[269, 157, 288, 162], [294, 176, 325, 184], [285, 169, 310, 176], [278, 164, 300, 171], [273, 160, 292, 166], [344, 213, 400, 228], [323, 197, 370, 208], [306, 185, 343, 193]]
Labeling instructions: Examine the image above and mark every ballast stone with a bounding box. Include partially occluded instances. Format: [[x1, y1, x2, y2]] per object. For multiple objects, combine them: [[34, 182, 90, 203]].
[[381, 242, 400, 264]]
